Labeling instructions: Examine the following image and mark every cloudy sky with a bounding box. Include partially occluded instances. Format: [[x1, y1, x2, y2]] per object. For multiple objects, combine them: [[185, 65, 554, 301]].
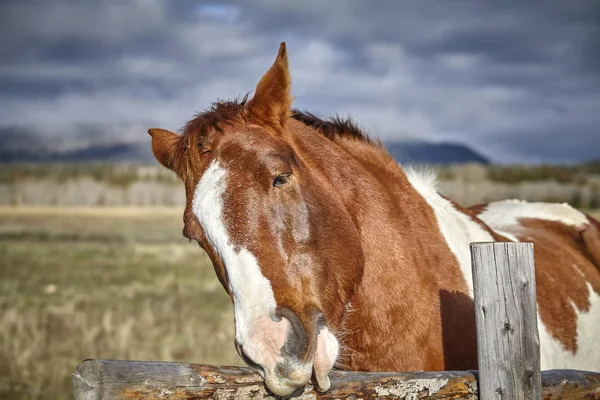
[[1, 0, 599, 163]]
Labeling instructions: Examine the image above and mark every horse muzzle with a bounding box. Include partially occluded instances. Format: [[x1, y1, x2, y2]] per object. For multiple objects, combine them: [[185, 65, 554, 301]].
[[234, 310, 339, 396]]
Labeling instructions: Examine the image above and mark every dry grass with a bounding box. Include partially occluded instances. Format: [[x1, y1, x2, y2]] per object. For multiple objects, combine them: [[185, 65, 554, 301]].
[[2, 207, 599, 400], [0, 208, 240, 400]]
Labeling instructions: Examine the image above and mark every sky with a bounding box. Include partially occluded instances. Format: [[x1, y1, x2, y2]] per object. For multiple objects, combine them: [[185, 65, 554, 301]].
[[1, 0, 599, 163]]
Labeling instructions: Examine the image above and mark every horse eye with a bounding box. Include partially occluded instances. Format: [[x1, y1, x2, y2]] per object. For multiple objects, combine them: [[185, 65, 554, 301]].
[[273, 173, 291, 187]]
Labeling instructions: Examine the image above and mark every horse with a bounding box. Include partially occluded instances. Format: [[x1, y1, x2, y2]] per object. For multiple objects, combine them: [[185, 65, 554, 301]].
[[148, 42, 600, 396]]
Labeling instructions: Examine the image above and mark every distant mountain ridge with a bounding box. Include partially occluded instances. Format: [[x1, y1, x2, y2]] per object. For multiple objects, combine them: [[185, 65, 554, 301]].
[[384, 141, 490, 165], [0, 126, 489, 165], [0, 143, 150, 163]]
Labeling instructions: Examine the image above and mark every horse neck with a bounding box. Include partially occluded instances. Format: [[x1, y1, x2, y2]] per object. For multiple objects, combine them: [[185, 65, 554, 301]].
[[288, 122, 476, 297], [320, 138, 478, 370]]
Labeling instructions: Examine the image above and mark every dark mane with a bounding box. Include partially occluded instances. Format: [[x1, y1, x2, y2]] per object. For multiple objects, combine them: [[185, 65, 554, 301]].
[[182, 99, 374, 146], [291, 110, 375, 144]]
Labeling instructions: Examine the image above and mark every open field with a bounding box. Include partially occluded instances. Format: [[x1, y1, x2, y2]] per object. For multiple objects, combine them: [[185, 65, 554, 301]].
[[0, 207, 240, 400], [2, 207, 600, 400]]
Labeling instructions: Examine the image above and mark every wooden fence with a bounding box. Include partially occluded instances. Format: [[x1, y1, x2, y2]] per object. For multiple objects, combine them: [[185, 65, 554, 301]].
[[72, 243, 600, 399]]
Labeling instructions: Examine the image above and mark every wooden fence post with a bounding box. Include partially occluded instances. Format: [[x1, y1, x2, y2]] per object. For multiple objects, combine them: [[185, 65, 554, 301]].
[[470, 242, 541, 400]]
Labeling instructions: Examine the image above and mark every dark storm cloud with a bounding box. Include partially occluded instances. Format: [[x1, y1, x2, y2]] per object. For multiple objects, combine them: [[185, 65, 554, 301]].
[[1, 0, 599, 162]]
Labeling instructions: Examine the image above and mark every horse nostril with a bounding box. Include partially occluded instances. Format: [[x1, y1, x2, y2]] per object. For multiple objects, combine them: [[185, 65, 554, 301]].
[[277, 308, 309, 360]]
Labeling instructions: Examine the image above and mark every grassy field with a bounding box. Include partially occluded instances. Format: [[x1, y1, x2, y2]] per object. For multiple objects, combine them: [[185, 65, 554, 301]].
[[0, 207, 240, 400], [2, 207, 600, 400]]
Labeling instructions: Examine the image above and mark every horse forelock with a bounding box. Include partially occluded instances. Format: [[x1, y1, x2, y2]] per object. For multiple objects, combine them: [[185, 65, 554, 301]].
[[172, 97, 248, 180]]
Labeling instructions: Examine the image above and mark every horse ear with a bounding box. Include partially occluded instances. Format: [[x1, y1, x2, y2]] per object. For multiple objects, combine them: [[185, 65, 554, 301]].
[[246, 42, 292, 131], [148, 128, 179, 170]]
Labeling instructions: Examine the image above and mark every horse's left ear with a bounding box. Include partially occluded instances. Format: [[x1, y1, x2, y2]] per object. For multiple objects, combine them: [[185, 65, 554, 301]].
[[246, 42, 292, 131]]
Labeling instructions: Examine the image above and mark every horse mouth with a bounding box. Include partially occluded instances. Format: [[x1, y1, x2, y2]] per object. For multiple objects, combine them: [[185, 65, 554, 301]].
[[236, 338, 313, 396], [263, 360, 313, 396]]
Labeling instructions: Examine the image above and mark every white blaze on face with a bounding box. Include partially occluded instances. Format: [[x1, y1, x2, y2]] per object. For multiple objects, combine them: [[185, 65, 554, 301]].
[[191, 160, 322, 394], [191, 161, 287, 360]]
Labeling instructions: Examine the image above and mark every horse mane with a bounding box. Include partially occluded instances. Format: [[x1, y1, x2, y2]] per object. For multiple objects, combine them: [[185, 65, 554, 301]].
[[181, 97, 375, 145], [291, 110, 376, 145]]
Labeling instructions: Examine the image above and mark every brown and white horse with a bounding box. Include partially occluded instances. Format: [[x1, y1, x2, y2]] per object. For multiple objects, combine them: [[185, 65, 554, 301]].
[[149, 43, 600, 396]]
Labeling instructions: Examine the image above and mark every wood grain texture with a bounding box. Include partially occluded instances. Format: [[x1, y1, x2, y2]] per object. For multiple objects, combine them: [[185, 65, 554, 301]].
[[72, 360, 600, 399], [471, 242, 541, 400]]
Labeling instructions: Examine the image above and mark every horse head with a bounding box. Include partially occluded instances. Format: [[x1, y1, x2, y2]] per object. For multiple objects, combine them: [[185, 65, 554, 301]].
[[149, 43, 364, 396]]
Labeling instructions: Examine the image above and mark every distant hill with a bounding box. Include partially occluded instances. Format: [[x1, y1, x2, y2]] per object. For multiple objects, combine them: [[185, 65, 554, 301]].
[[0, 125, 489, 165], [0, 143, 152, 163], [384, 141, 490, 165], [0, 125, 155, 163]]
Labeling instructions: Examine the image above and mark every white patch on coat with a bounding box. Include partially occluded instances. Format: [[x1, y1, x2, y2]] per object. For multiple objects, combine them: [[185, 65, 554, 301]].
[[191, 161, 283, 347], [539, 283, 600, 371], [493, 229, 520, 242], [405, 167, 495, 296], [403, 169, 600, 372], [477, 199, 588, 229]]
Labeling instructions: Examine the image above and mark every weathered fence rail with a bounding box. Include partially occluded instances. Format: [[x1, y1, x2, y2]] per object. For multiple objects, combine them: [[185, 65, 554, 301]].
[[73, 359, 600, 400], [73, 242, 600, 399]]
